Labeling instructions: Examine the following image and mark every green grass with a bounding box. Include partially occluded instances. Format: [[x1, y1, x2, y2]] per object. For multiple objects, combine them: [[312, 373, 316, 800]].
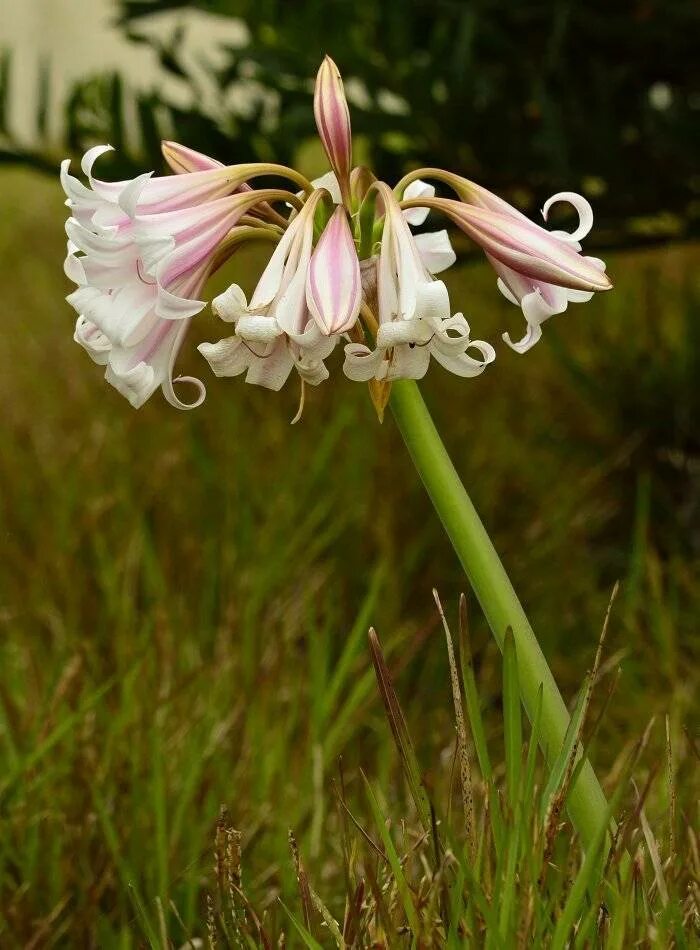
[[0, 168, 698, 945]]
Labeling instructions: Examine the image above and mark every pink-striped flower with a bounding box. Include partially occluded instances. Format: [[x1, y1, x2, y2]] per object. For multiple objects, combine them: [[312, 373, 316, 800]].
[[306, 206, 362, 335], [62, 145, 300, 407], [400, 174, 611, 353], [344, 183, 495, 383], [199, 190, 339, 391], [314, 56, 353, 206]]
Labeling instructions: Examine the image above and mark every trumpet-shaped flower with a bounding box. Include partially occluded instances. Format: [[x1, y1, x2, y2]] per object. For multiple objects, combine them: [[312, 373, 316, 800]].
[[60, 56, 613, 417], [199, 191, 339, 390], [62, 145, 297, 407], [344, 184, 494, 382], [401, 175, 611, 353]]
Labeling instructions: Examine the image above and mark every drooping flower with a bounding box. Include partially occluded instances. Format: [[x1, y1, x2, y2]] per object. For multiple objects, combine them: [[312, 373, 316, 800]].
[[62, 145, 305, 406], [399, 171, 611, 352], [344, 183, 495, 383], [199, 190, 339, 391], [60, 55, 613, 418]]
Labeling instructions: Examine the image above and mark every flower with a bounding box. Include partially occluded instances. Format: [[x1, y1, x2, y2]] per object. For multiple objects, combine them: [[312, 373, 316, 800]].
[[311, 170, 456, 276], [314, 56, 353, 206], [199, 190, 339, 391], [343, 184, 495, 383], [62, 145, 303, 406], [400, 172, 611, 353], [60, 56, 613, 417]]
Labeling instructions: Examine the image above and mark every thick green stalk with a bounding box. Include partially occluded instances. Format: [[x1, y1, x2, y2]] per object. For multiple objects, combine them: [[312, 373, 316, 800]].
[[389, 379, 608, 850]]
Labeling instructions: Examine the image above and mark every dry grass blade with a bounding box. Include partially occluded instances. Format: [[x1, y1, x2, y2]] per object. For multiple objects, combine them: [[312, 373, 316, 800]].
[[368, 627, 433, 836], [665, 714, 676, 866], [542, 583, 619, 858], [342, 879, 365, 947], [433, 589, 476, 857], [289, 830, 314, 933], [640, 809, 670, 907]]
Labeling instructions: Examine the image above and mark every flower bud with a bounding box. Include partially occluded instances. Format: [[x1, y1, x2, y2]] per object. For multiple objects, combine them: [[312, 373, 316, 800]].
[[314, 56, 352, 205], [306, 207, 362, 335]]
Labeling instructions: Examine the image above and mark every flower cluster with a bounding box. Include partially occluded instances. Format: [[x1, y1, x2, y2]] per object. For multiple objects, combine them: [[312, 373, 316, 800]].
[[61, 56, 611, 415]]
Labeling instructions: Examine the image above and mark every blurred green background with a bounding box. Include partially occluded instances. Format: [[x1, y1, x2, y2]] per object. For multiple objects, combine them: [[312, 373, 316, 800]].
[[0, 1, 698, 944]]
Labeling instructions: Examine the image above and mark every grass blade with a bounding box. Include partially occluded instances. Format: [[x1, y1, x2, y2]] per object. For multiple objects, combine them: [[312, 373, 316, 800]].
[[368, 627, 432, 836], [503, 628, 521, 815]]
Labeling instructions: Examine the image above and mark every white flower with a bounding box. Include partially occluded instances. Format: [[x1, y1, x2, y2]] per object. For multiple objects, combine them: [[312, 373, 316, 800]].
[[199, 191, 339, 390], [310, 172, 456, 275], [343, 184, 494, 382], [62, 145, 292, 407]]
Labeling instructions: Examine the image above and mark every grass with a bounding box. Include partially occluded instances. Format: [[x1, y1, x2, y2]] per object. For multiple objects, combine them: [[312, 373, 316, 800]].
[[0, 167, 698, 945]]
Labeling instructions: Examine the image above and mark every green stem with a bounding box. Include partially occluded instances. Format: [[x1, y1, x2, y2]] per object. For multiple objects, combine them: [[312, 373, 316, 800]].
[[389, 379, 609, 851]]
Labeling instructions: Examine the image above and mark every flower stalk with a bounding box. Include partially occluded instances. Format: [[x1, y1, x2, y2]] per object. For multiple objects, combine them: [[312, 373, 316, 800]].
[[389, 378, 609, 852]]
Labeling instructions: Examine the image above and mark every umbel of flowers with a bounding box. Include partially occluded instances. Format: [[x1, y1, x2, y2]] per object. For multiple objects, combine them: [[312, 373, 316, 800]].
[[61, 55, 611, 415]]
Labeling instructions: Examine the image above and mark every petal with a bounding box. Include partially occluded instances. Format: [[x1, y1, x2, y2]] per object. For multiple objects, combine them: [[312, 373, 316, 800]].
[[311, 171, 342, 204], [244, 339, 295, 390], [431, 339, 496, 377], [161, 141, 223, 174], [74, 316, 111, 365], [502, 323, 543, 354], [414, 230, 456, 274], [198, 336, 251, 377], [541, 192, 593, 243], [414, 280, 451, 323], [377, 318, 432, 347], [212, 284, 249, 323], [343, 342, 385, 381], [236, 315, 283, 342], [385, 343, 431, 381], [402, 179, 435, 226]]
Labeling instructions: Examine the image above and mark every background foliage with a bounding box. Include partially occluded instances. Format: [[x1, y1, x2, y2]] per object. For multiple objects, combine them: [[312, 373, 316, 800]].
[[2, 0, 700, 248]]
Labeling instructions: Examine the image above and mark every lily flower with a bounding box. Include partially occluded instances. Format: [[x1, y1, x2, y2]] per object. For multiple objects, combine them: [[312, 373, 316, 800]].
[[199, 190, 339, 390], [399, 171, 611, 352], [344, 183, 495, 383], [62, 144, 300, 407]]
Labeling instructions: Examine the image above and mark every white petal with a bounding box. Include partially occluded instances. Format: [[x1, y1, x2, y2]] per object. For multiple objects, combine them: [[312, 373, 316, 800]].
[[155, 285, 206, 321], [311, 171, 342, 204], [343, 342, 384, 381], [105, 360, 156, 409], [541, 192, 594, 243], [385, 343, 431, 380], [431, 338, 496, 377], [81, 144, 114, 177], [212, 284, 249, 323], [502, 323, 543, 354], [236, 315, 282, 343], [496, 276, 519, 306], [377, 318, 432, 348], [414, 230, 456, 274], [198, 337, 251, 377], [245, 340, 295, 391], [74, 317, 111, 365], [414, 280, 451, 323], [402, 180, 435, 226]]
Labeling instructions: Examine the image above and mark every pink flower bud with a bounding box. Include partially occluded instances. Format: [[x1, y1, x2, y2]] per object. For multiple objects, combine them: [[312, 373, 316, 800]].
[[314, 56, 352, 205], [306, 207, 361, 335]]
